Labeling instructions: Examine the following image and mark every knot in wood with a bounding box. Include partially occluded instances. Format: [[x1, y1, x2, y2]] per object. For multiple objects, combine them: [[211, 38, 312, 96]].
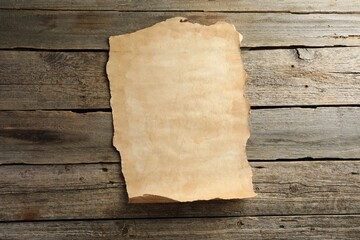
[[289, 183, 301, 194]]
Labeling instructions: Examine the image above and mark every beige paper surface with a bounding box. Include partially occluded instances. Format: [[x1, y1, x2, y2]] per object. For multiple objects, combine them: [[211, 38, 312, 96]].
[[107, 17, 256, 203]]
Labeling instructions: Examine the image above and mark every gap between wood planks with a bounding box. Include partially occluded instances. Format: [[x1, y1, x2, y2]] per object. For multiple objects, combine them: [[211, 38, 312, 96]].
[[1, 8, 360, 14], [0, 45, 358, 52], [2, 105, 360, 113], [0, 213, 358, 224], [65, 105, 360, 111], [1, 0, 359, 12], [0, 158, 359, 167]]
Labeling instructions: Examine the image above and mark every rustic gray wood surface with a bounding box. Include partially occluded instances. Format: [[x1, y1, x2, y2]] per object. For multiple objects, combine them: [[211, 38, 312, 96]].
[[1, 11, 360, 49], [1, 108, 359, 165], [2, 0, 360, 12], [1, 48, 360, 110], [0, 215, 359, 239], [0, 161, 358, 221], [0, 1, 359, 239]]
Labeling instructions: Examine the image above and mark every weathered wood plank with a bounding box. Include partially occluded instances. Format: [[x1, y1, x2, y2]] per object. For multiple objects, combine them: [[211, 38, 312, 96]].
[[0, 51, 109, 110], [1, 108, 359, 164], [2, 0, 359, 13], [1, 11, 359, 49], [0, 111, 116, 165], [0, 161, 358, 221], [1, 48, 359, 110], [244, 48, 360, 107], [247, 107, 360, 160], [0, 215, 359, 239]]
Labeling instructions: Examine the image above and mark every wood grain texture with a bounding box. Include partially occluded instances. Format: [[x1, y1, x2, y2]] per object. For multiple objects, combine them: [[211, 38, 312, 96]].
[[0, 161, 358, 221], [2, 0, 360, 12], [1, 48, 359, 110], [0, 215, 359, 239], [0, 51, 109, 110], [1, 108, 359, 165], [0, 111, 116, 165], [244, 47, 360, 107], [1, 1, 359, 238], [1, 10, 359, 49]]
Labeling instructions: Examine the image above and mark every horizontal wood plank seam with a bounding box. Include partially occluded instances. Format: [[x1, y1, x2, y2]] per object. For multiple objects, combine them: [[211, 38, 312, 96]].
[[0, 159, 359, 166], [0, 213, 359, 224], [0, 186, 122, 195], [1, 8, 360, 14], [2, 105, 360, 112], [0, 45, 358, 52], [1, 45, 359, 51]]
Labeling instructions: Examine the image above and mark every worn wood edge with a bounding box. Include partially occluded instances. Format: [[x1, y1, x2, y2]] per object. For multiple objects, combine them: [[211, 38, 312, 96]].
[[1, 47, 359, 110], [1, 0, 360, 13], [1, 107, 360, 164], [1, 10, 359, 49], [0, 215, 359, 239], [0, 161, 358, 221]]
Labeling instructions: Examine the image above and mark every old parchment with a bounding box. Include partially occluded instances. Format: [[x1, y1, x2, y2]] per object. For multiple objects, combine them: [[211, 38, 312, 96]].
[[107, 17, 256, 203]]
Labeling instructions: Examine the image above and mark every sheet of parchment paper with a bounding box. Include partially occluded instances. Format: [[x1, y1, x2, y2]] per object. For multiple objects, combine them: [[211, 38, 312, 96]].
[[107, 17, 256, 203]]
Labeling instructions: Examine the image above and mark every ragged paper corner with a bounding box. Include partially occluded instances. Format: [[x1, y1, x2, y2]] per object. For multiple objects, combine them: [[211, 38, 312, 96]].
[[106, 17, 256, 203]]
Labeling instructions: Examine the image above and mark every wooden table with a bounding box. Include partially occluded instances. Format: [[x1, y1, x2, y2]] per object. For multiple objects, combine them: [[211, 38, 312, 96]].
[[1, 1, 359, 239]]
